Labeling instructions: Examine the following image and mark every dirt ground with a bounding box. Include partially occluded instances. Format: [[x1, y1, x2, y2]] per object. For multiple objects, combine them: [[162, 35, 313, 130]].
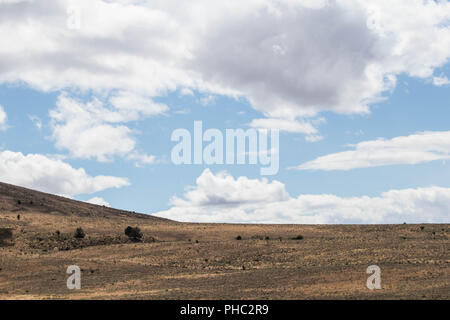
[[0, 182, 448, 300]]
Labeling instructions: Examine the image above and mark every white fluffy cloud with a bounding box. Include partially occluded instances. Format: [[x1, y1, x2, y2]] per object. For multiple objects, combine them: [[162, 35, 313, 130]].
[[0, 104, 8, 130], [295, 131, 450, 171], [0, 150, 130, 196], [168, 168, 289, 208], [0, 0, 449, 121], [86, 197, 110, 207], [126, 152, 157, 167], [50, 93, 164, 162], [248, 117, 325, 141], [433, 76, 450, 86], [108, 91, 169, 120], [154, 169, 450, 224]]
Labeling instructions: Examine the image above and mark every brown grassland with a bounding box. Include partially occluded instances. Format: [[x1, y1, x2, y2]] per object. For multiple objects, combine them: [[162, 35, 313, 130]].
[[0, 181, 448, 300]]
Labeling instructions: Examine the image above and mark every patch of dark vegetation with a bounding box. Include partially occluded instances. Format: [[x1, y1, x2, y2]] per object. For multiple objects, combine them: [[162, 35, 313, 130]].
[[125, 226, 143, 242], [74, 227, 86, 239], [30, 234, 120, 251], [236, 235, 242, 240], [248, 235, 273, 240], [420, 226, 425, 231], [292, 235, 304, 240], [0, 228, 13, 247], [26, 231, 155, 252]]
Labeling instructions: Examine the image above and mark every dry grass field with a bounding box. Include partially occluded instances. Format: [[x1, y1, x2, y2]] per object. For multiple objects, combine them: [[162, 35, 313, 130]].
[[0, 182, 448, 300]]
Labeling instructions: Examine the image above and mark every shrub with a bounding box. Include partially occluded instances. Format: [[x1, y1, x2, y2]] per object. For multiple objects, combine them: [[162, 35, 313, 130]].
[[0, 228, 13, 246], [74, 227, 85, 239], [125, 226, 143, 242]]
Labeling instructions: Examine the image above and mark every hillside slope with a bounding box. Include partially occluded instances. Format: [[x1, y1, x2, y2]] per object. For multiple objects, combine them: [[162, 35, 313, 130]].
[[0, 181, 166, 221], [0, 181, 448, 300], [0, 181, 172, 252]]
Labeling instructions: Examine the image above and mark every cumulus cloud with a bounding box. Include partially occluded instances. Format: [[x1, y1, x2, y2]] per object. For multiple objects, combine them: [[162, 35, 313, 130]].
[[295, 131, 450, 171], [154, 169, 450, 224], [0, 105, 7, 130], [86, 197, 110, 207], [433, 76, 450, 86], [108, 91, 168, 120], [50, 93, 164, 163], [50, 94, 134, 161], [168, 168, 289, 208], [248, 117, 325, 142], [126, 151, 157, 167], [0, 150, 130, 196], [0, 0, 449, 124]]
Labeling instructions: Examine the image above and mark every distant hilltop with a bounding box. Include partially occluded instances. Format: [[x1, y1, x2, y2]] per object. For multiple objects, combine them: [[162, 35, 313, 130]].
[[0, 181, 168, 221]]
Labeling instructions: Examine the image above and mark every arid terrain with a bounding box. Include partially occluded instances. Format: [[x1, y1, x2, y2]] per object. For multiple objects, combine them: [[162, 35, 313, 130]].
[[0, 181, 448, 300]]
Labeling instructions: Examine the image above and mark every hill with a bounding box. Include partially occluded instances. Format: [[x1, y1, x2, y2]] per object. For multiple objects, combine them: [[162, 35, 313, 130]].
[[0, 181, 448, 299], [0, 181, 165, 220]]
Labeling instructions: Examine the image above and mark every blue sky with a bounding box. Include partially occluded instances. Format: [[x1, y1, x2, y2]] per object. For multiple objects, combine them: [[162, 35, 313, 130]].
[[1, 0, 450, 224]]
